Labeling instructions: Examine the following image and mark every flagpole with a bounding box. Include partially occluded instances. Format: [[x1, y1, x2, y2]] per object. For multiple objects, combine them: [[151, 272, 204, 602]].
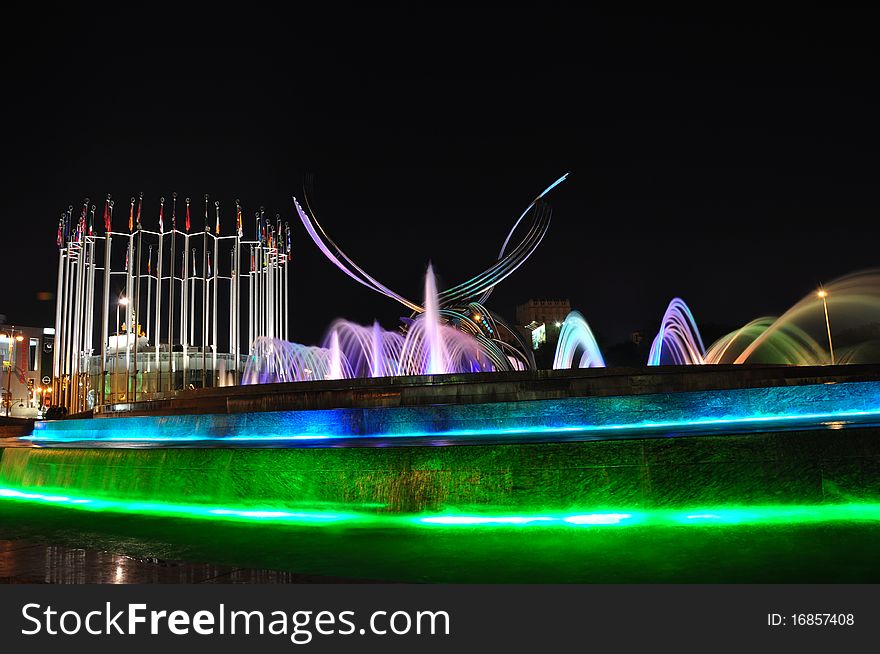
[[145, 245, 152, 380], [248, 244, 254, 355], [155, 197, 164, 393], [100, 197, 112, 405], [212, 201, 219, 386], [182, 197, 191, 387], [167, 193, 177, 393], [60, 243, 69, 409], [132, 192, 143, 403], [86, 207, 98, 407], [126, 199, 134, 401], [53, 231, 65, 403]]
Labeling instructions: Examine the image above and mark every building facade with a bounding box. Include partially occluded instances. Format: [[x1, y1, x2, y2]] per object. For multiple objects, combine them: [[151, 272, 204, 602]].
[[513, 299, 572, 350], [0, 323, 54, 418]]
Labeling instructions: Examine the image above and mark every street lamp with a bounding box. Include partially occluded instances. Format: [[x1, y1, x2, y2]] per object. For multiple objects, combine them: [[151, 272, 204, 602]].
[[4, 327, 23, 417], [817, 289, 835, 365]]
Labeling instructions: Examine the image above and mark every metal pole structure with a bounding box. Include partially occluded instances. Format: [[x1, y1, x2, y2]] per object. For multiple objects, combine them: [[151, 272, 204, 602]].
[[229, 249, 235, 384], [76, 240, 85, 411], [167, 193, 177, 393], [115, 301, 120, 400], [248, 245, 254, 355], [212, 201, 219, 385], [60, 207, 73, 411], [182, 215, 190, 386], [101, 198, 114, 405], [145, 245, 152, 370], [52, 236, 65, 403], [4, 327, 17, 418], [233, 201, 242, 382], [63, 239, 74, 411], [189, 248, 195, 360], [155, 198, 164, 392], [85, 225, 98, 408], [818, 290, 835, 365], [70, 240, 81, 412], [133, 224, 142, 402], [100, 225, 111, 405], [125, 200, 134, 401], [235, 238, 242, 379]]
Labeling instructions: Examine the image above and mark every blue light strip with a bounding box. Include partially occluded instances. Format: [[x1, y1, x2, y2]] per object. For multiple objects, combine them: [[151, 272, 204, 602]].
[[23, 406, 880, 444], [24, 380, 880, 446]]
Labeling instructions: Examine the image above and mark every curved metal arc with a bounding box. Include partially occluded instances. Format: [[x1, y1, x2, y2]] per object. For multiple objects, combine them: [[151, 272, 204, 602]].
[[440, 201, 551, 306], [296, 173, 568, 314]]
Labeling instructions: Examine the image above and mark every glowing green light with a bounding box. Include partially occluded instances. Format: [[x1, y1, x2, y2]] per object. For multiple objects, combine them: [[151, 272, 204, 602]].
[[2, 485, 880, 530], [419, 516, 555, 525], [563, 513, 633, 525]]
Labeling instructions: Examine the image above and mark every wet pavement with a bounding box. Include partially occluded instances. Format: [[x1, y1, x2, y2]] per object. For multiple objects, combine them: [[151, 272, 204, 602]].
[[0, 539, 366, 584]]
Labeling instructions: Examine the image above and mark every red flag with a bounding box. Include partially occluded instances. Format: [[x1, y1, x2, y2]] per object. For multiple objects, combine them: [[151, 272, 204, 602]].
[[159, 197, 165, 233], [103, 196, 111, 232], [56, 215, 63, 247], [185, 198, 191, 232], [124, 249, 129, 271], [136, 193, 143, 228]]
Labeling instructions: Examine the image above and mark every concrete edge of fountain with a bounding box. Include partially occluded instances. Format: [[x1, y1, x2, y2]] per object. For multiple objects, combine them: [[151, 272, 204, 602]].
[[84, 363, 880, 418]]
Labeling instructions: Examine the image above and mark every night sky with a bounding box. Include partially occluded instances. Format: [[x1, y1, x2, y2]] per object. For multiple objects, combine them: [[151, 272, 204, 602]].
[[2, 7, 878, 349]]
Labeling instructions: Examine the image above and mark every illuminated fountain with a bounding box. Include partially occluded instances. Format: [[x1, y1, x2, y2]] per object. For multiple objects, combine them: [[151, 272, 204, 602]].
[[710, 270, 880, 365], [556, 269, 880, 369], [552, 311, 605, 369], [647, 298, 706, 366], [243, 264, 494, 383]]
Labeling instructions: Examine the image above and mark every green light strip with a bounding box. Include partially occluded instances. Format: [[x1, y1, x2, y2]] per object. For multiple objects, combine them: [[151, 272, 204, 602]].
[[2, 486, 880, 530]]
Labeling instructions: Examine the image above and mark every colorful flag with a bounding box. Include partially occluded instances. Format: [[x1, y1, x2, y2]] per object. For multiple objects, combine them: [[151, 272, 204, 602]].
[[286, 222, 292, 260], [147, 245, 153, 275], [88, 205, 95, 236], [56, 215, 64, 247], [158, 197, 165, 233], [124, 249, 129, 271], [236, 201, 243, 238], [185, 198, 191, 232], [103, 196, 111, 232], [128, 198, 134, 232], [171, 193, 177, 231], [80, 201, 88, 239], [215, 201, 220, 235], [136, 193, 142, 228]]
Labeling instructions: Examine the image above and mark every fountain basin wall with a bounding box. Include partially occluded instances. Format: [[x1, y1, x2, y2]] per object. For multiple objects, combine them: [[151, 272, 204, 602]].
[[4, 377, 880, 512], [28, 379, 880, 442], [2, 428, 880, 513], [95, 363, 880, 416]]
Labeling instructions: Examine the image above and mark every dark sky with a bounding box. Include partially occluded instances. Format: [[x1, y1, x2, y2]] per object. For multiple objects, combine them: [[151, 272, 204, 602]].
[[2, 6, 878, 346]]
